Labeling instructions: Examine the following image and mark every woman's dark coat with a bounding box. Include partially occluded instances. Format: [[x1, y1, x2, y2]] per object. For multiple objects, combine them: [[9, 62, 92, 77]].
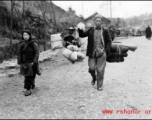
[[17, 39, 39, 76], [17, 39, 39, 65]]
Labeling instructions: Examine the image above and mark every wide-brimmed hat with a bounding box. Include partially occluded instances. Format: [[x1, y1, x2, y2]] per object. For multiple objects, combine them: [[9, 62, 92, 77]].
[[66, 27, 75, 30]]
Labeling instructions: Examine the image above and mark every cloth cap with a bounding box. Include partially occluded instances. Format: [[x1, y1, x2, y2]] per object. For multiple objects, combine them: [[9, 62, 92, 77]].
[[22, 29, 32, 40], [94, 14, 103, 21], [22, 29, 32, 36]]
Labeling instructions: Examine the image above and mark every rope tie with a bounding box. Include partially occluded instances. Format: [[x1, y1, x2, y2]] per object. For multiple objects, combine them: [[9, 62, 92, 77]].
[[115, 44, 121, 62]]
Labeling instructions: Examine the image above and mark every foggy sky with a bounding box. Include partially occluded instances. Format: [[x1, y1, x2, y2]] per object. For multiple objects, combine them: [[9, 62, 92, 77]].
[[52, 1, 152, 19]]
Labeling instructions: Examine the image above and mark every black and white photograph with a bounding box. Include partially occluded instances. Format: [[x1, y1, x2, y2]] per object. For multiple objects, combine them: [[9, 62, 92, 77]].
[[0, 0, 151, 119]]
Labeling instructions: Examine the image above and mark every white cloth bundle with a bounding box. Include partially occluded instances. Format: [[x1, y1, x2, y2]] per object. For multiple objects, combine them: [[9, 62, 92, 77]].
[[62, 48, 77, 61], [77, 22, 85, 31], [75, 27, 88, 51], [62, 48, 85, 62]]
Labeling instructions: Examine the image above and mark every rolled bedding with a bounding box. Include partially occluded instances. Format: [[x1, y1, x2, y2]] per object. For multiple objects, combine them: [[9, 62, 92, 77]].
[[110, 43, 129, 53], [109, 52, 128, 57], [107, 56, 124, 63]]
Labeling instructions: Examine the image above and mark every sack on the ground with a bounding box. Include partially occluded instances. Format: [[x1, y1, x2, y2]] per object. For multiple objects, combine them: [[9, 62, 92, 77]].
[[51, 33, 63, 50], [20, 63, 33, 76]]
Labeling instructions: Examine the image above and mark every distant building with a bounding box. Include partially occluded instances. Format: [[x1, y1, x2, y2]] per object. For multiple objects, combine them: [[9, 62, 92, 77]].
[[140, 18, 152, 31], [143, 18, 152, 26], [84, 12, 111, 28]]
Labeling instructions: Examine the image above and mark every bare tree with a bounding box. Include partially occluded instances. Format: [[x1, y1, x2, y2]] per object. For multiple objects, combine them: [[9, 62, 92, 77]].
[[0, 1, 5, 26], [35, 1, 47, 51], [50, 1, 57, 32], [115, 18, 122, 28], [22, 0, 25, 29], [67, 7, 76, 26], [10, 0, 15, 59], [13, 2, 24, 32]]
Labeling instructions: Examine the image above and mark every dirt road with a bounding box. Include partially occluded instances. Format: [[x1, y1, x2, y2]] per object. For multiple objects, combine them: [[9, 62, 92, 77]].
[[0, 36, 152, 119]]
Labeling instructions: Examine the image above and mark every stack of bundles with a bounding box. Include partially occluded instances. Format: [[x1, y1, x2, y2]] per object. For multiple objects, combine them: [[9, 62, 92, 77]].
[[107, 53, 128, 62], [107, 42, 137, 63]]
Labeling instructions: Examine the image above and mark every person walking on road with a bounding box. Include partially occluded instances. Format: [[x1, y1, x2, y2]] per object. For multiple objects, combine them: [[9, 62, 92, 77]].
[[146, 25, 151, 40], [17, 29, 40, 96], [77, 14, 112, 91]]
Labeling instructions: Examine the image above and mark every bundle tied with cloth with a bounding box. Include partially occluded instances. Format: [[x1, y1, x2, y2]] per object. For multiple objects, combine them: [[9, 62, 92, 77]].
[[62, 46, 85, 63], [62, 48, 85, 62], [75, 23, 88, 51]]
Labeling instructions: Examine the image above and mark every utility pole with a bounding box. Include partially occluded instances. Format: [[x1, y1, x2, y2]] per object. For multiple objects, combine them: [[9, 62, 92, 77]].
[[110, 0, 112, 19], [82, 1, 84, 17]]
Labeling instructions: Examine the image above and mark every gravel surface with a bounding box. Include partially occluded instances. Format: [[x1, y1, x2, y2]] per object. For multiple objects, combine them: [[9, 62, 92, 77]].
[[0, 36, 152, 119]]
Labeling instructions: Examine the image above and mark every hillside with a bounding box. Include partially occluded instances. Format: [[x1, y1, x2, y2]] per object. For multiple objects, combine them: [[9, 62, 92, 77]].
[[0, 1, 84, 37], [2, 1, 83, 32], [0, 0, 84, 62]]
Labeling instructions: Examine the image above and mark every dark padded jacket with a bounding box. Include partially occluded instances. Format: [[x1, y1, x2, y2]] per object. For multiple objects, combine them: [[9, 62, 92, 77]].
[[78, 27, 112, 57], [17, 39, 39, 64]]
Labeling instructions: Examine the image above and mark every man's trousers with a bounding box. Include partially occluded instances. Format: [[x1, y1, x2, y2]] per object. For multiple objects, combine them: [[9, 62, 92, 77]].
[[88, 52, 106, 89]]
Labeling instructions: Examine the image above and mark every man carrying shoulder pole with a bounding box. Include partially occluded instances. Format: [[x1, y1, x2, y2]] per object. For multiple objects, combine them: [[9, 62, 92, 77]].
[[77, 14, 112, 91]]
